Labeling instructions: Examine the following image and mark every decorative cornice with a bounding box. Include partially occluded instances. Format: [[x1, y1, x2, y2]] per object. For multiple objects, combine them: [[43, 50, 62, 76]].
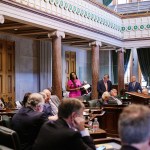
[[121, 12, 150, 19], [89, 41, 102, 47], [7, 0, 122, 33], [0, 14, 4, 24], [48, 31, 65, 38], [0, 0, 122, 41]]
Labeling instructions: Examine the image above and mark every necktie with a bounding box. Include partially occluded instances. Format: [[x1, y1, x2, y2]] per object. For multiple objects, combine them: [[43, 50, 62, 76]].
[[104, 82, 108, 91], [132, 82, 135, 88]]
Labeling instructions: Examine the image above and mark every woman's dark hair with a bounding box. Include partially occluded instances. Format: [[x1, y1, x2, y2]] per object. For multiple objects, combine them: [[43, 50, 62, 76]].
[[70, 72, 78, 80], [22, 92, 32, 106], [70, 72, 78, 87]]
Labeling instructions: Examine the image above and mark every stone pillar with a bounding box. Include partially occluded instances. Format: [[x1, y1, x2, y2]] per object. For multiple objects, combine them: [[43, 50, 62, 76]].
[[48, 31, 65, 100], [89, 41, 101, 99], [117, 48, 125, 94]]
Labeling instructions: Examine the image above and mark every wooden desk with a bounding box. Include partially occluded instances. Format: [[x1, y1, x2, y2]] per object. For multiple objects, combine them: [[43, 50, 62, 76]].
[[90, 129, 107, 139], [126, 92, 150, 105], [87, 106, 126, 137]]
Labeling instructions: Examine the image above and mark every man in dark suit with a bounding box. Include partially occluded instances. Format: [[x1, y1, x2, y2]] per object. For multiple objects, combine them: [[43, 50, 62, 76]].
[[97, 74, 112, 98], [12, 93, 47, 150], [33, 98, 96, 150], [128, 76, 142, 92], [119, 104, 150, 150]]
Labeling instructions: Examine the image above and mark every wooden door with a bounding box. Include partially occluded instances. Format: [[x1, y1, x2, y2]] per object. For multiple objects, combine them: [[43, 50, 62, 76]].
[[0, 40, 15, 108], [65, 51, 76, 86]]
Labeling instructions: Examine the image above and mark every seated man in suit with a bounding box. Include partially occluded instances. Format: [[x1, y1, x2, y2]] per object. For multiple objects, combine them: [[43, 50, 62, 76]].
[[118, 104, 150, 150], [110, 89, 122, 105], [32, 98, 96, 150], [97, 74, 112, 98], [12, 93, 47, 150], [128, 76, 142, 92], [96, 91, 110, 107]]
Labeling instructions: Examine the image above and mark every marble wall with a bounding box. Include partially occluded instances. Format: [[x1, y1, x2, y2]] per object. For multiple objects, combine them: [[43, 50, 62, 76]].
[[0, 34, 112, 100], [0, 34, 39, 101]]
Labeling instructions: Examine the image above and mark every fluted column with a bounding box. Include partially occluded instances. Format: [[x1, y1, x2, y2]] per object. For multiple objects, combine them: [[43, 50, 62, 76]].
[[89, 41, 101, 99], [117, 48, 125, 94], [48, 31, 65, 100]]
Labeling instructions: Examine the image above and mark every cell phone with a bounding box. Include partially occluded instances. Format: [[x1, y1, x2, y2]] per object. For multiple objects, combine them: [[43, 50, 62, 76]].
[[96, 145, 106, 150]]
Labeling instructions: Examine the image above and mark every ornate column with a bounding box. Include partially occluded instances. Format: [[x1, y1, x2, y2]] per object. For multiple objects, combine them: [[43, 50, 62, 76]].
[[48, 31, 65, 100], [117, 48, 125, 94], [89, 41, 101, 99]]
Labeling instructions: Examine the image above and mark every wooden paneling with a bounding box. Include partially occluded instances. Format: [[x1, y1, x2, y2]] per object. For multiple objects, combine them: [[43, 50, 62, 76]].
[[0, 40, 15, 108], [65, 51, 76, 86]]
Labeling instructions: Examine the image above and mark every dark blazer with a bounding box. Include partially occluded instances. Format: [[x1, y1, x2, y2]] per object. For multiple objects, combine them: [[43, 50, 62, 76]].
[[120, 145, 139, 150], [128, 82, 142, 92], [33, 118, 96, 150], [97, 79, 112, 98], [43, 103, 53, 117], [12, 107, 47, 150]]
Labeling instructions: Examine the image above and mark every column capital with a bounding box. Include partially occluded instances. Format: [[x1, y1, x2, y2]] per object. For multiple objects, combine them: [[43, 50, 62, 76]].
[[48, 30, 65, 38], [0, 14, 4, 24], [89, 41, 102, 47], [115, 47, 126, 53]]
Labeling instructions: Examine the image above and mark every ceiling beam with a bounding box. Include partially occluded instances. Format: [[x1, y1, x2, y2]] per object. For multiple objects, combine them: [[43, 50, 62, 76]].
[[16, 31, 48, 36], [62, 40, 88, 44], [0, 24, 30, 30]]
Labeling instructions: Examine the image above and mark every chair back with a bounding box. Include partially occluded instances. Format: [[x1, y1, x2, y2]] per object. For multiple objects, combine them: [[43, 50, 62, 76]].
[[0, 126, 21, 150], [88, 99, 98, 107]]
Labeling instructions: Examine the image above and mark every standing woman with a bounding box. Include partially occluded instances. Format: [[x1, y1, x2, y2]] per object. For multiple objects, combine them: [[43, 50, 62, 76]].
[[67, 72, 82, 98]]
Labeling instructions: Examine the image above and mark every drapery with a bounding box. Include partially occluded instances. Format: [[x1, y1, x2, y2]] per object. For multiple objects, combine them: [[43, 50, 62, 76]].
[[103, 0, 113, 6], [137, 48, 150, 85], [112, 49, 131, 84]]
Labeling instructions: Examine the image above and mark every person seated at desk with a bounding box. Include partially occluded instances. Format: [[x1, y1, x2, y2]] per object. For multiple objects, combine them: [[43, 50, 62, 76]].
[[142, 88, 149, 95], [0, 98, 5, 109], [110, 89, 122, 105], [128, 76, 142, 93], [32, 98, 96, 150], [118, 104, 150, 150], [12, 93, 47, 150], [96, 91, 110, 107]]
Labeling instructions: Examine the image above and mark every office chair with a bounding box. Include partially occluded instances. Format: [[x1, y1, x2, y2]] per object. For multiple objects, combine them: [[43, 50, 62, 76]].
[[0, 126, 21, 150]]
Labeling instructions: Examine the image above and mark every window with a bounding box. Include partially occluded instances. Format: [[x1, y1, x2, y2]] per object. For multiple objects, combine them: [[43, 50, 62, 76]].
[[124, 54, 131, 84], [141, 74, 147, 87]]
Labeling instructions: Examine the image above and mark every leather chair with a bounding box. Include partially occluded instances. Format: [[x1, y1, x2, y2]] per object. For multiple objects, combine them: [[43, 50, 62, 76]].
[[0, 145, 13, 150], [0, 126, 21, 150], [88, 99, 98, 107]]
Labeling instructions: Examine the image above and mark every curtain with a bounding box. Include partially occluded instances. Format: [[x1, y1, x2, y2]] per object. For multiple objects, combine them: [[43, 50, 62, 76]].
[[103, 0, 113, 6], [112, 49, 131, 84], [112, 51, 118, 84], [124, 49, 131, 72], [137, 48, 150, 85]]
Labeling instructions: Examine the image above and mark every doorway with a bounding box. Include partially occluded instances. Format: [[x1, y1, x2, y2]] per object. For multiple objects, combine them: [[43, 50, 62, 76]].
[[0, 39, 15, 108], [65, 51, 76, 84]]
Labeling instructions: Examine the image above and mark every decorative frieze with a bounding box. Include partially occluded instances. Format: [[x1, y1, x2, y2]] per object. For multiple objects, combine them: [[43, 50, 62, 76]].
[[122, 16, 150, 39], [12, 0, 122, 38]]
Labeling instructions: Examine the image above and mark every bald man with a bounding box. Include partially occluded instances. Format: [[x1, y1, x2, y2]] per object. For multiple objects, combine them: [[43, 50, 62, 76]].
[[128, 76, 142, 93]]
